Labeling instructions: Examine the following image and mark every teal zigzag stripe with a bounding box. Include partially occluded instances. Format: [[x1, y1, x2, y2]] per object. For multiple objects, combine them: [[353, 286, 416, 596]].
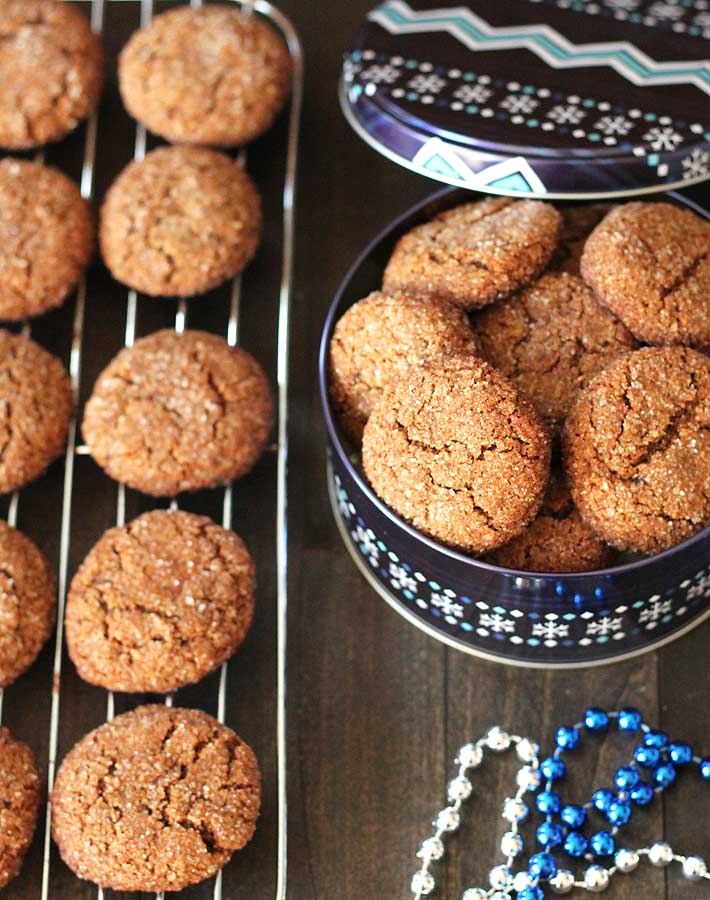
[[369, 1, 710, 95]]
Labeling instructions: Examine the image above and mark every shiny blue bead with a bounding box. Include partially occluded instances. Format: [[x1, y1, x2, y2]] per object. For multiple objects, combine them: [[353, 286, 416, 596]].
[[630, 781, 655, 806], [564, 831, 588, 858], [561, 804, 586, 829], [536, 790, 562, 814], [584, 707, 609, 732], [556, 726, 580, 751], [537, 822, 564, 848], [618, 707, 643, 731], [615, 765, 640, 791], [700, 758, 710, 779], [669, 741, 693, 765], [529, 852, 557, 879], [591, 831, 615, 857], [592, 788, 616, 812], [606, 799, 632, 826], [541, 756, 566, 781], [654, 763, 676, 788], [634, 745, 661, 768], [518, 888, 544, 900], [644, 729, 669, 749]]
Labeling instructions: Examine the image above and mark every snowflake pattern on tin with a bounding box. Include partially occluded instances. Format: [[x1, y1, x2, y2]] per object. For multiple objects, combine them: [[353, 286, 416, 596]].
[[547, 104, 586, 125], [528, 0, 710, 39]]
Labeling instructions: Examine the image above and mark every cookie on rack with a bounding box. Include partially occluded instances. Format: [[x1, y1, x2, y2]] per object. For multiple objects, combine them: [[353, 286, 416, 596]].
[[82, 329, 273, 496], [328, 290, 480, 444], [119, 4, 291, 147], [362, 355, 551, 554], [99, 146, 262, 297], [487, 470, 614, 573], [580, 201, 710, 351], [564, 346, 710, 554], [474, 272, 637, 432], [382, 198, 561, 310], [0, 0, 104, 149], [66, 510, 255, 693], [0, 330, 73, 494], [0, 727, 41, 890], [0, 159, 94, 320], [52, 704, 261, 892], [0, 520, 56, 688]]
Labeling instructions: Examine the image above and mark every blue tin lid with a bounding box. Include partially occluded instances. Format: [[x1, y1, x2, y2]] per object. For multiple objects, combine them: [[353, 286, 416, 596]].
[[341, 0, 710, 198]]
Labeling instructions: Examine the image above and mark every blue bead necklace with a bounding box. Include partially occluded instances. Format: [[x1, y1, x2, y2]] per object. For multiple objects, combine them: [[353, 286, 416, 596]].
[[409, 708, 709, 898]]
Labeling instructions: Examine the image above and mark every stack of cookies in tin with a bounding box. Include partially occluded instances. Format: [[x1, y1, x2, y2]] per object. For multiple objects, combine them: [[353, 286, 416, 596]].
[[328, 196, 710, 572]]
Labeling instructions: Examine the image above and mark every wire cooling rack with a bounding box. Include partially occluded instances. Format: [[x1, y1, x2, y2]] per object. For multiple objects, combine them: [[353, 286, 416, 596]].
[[0, 1, 302, 898]]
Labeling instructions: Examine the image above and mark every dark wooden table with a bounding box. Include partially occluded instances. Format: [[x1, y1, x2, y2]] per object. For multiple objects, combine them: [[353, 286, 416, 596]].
[[1, 2, 708, 899]]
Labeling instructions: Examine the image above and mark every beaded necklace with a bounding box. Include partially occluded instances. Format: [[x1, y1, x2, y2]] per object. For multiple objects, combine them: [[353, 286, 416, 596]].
[[410, 708, 709, 899]]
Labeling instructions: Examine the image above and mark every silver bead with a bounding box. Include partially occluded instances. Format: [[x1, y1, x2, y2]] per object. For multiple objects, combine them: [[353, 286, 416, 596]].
[[457, 743, 483, 769], [418, 837, 444, 862], [682, 856, 707, 881], [516, 765, 541, 791], [550, 869, 575, 894], [489, 864, 513, 890], [649, 842, 674, 867], [448, 775, 473, 802], [411, 869, 435, 895], [462, 890, 487, 900], [516, 737, 540, 763], [502, 797, 528, 823], [500, 831, 523, 858], [486, 726, 511, 751], [584, 865, 610, 892], [614, 849, 639, 873], [435, 807, 460, 832], [512, 872, 534, 892]]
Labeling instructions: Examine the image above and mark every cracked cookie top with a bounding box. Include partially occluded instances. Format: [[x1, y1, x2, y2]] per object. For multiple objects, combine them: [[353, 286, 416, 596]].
[[0, 520, 56, 689], [382, 198, 562, 311], [362, 355, 551, 554], [119, 5, 292, 147], [474, 272, 637, 431], [0, 158, 94, 320], [0, 727, 41, 890], [0, 0, 104, 149], [83, 329, 273, 497], [99, 146, 262, 297], [487, 469, 613, 573], [563, 346, 710, 554], [581, 201, 710, 351], [0, 330, 73, 494], [328, 290, 480, 444], [51, 704, 261, 892], [66, 510, 255, 693]]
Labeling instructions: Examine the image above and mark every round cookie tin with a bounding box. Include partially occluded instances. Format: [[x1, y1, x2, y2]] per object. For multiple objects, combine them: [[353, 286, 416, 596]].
[[319, 186, 710, 668], [341, 0, 710, 198]]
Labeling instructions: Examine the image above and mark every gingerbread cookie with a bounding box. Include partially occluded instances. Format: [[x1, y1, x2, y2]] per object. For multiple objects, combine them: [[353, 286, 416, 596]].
[[362, 355, 551, 554], [328, 290, 480, 443], [99, 146, 262, 297], [383, 198, 561, 310], [474, 272, 637, 430], [83, 329, 273, 496], [487, 470, 614, 573], [581, 202, 710, 350], [0, 727, 41, 890], [564, 346, 710, 554], [119, 5, 291, 147], [0, 520, 56, 688], [551, 203, 614, 275], [52, 705, 261, 892], [66, 510, 255, 693], [0, 330, 73, 494], [0, 158, 94, 320], [0, 0, 103, 149]]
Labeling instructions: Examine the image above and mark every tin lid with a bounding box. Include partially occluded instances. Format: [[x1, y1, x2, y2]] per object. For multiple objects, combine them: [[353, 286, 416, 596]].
[[341, 0, 710, 199]]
